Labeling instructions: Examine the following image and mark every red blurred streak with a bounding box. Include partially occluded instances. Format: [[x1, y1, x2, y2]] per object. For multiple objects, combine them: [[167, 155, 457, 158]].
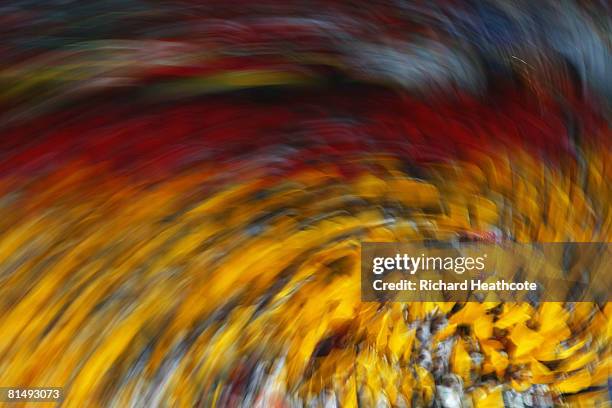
[[0, 87, 606, 181]]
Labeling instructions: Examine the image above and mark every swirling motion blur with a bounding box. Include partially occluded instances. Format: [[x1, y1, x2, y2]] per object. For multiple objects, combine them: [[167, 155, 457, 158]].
[[0, 1, 610, 407]]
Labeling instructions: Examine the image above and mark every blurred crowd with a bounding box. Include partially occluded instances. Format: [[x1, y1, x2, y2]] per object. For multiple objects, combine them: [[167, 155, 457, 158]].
[[0, 1, 610, 407]]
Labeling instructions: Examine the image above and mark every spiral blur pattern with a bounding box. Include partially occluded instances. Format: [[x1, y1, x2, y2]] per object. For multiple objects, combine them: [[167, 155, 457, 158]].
[[0, 1, 610, 407]]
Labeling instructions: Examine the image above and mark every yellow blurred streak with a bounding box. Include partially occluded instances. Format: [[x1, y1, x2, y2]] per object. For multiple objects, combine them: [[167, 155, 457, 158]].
[[472, 386, 504, 408], [415, 364, 435, 405], [0, 147, 608, 405], [451, 339, 472, 385], [495, 303, 533, 329], [553, 369, 592, 394], [510, 323, 544, 358]]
